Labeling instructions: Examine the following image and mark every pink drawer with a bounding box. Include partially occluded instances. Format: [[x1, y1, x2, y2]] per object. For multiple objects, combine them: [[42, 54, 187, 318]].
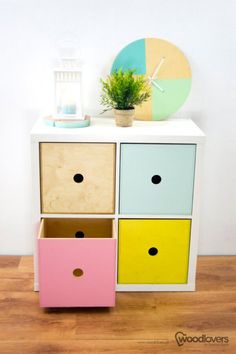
[[38, 218, 116, 307]]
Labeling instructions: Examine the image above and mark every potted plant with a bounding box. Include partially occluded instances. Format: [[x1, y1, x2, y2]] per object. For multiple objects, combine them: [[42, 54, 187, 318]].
[[100, 69, 151, 127]]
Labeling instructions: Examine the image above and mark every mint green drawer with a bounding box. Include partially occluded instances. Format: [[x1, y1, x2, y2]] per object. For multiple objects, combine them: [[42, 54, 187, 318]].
[[119, 144, 196, 215]]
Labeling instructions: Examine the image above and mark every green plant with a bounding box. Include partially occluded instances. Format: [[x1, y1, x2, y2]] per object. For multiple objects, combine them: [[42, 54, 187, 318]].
[[100, 69, 151, 112]]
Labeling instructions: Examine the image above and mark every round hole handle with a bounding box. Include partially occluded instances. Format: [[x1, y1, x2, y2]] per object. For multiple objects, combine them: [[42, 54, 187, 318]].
[[73, 268, 84, 277], [148, 247, 158, 256], [151, 175, 161, 184], [73, 174, 84, 183], [75, 231, 84, 238]]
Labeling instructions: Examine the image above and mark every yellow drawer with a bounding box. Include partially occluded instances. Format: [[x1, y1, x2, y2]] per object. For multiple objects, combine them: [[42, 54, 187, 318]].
[[40, 143, 116, 214], [118, 219, 191, 284]]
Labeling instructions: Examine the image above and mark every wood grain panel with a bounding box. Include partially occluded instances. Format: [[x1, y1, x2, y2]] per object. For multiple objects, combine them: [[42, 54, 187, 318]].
[[0, 256, 20, 268], [40, 143, 116, 214], [40, 218, 113, 239]]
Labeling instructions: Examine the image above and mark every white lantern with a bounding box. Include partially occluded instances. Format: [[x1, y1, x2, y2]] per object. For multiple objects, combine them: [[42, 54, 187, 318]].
[[54, 58, 83, 119]]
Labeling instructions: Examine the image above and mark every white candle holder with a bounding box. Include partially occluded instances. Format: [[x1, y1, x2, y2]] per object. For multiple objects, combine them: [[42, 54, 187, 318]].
[[54, 57, 83, 119]]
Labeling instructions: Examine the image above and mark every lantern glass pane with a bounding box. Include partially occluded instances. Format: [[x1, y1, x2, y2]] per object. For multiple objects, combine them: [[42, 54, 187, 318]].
[[55, 71, 82, 118]]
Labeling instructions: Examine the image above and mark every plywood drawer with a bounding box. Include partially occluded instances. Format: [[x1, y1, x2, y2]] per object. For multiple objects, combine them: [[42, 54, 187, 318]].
[[119, 144, 196, 215], [38, 218, 116, 307], [40, 143, 116, 214], [118, 219, 191, 284]]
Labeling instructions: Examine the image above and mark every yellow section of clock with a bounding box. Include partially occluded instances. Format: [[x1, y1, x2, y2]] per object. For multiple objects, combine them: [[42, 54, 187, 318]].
[[135, 99, 152, 121], [118, 219, 191, 284], [145, 38, 191, 79]]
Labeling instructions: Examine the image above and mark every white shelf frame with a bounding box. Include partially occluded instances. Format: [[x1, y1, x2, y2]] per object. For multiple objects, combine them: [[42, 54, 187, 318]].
[[31, 117, 205, 292]]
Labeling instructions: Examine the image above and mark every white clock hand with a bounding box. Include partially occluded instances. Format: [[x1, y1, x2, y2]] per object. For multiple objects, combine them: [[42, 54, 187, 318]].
[[148, 77, 165, 93], [151, 57, 166, 80]]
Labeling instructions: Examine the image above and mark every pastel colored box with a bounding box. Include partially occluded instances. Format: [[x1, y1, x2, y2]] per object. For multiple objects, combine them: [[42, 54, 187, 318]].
[[38, 218, 116, 307], [40, 143, 116, 214], [119, 143, 196, 215], [118, 219, 191, 284]]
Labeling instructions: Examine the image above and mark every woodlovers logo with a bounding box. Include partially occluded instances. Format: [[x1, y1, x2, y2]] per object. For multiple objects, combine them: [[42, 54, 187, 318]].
[[175, 332, 229, 346]]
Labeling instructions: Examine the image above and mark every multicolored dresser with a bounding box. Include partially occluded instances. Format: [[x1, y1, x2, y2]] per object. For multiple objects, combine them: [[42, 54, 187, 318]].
[[31, 117, 205, 307]]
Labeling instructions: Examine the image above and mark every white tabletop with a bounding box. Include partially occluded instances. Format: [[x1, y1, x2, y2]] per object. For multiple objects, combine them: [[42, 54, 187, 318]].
[[30, 117, 205, 143]]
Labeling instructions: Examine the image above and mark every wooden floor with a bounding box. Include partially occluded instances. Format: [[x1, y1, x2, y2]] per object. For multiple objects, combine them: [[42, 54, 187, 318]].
[[0, 256, 235, 354]]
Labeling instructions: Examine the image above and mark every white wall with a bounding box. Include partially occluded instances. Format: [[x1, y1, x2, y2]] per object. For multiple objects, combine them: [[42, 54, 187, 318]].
[[0, 0, 235, 255]]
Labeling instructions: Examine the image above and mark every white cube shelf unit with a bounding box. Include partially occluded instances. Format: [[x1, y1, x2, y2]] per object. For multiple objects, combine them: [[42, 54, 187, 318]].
[[31, 117, 205, 306]]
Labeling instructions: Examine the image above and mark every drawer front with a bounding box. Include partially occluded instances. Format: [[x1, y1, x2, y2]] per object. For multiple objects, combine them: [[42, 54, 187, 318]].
[[39, 238, 116, 307], [119, 144, 196, 215], [40, 143, 116, 214], [118, 219, 191, 284]]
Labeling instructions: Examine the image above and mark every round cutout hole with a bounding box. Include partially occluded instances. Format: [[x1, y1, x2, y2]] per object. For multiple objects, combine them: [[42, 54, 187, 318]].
[[75, 231, 84, 238], [151, 175, 161, 184], [73, 268, 84, 277], [73, 174, 84, 183], [148, 247, 158, 256]]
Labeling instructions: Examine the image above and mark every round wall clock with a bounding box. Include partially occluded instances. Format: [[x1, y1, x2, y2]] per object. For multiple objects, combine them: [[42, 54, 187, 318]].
[[111, 38, 191, 121]]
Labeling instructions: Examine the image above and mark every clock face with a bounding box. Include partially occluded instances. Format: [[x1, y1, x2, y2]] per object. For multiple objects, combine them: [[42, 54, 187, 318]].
[[111, 38, 191, 120]]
